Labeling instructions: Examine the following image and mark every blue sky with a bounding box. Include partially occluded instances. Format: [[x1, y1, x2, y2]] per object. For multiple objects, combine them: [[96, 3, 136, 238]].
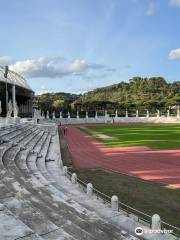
[[0, 0, 180, 94]]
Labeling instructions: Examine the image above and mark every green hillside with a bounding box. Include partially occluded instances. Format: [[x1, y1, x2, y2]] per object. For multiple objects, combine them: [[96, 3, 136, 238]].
[[74, 77, 180, 113], [37, 77, 180, 114], [37, 92, 81, 113]]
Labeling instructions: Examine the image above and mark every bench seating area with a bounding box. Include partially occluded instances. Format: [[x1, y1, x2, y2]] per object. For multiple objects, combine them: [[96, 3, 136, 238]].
[[0, 123, 138, 240]]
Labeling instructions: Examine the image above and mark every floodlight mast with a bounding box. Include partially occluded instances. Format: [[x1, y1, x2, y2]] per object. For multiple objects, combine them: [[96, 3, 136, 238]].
[[4, 66, 9, 114]]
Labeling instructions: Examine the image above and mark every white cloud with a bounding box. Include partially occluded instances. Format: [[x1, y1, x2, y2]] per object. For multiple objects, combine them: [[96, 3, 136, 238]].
[[10, 57, 63, 78], [36, 89, 49, 95], [169, 0, 180, 6], [146, 1, 156, 16], [169, 48, 180, 60], [0, 56, 13, 66], [64, 59, 105, 74], [8, 57, 108, 78], [36, 85, 54, 95]]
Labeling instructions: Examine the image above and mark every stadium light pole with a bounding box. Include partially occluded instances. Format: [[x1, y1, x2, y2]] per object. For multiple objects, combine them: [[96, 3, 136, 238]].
[[4, 66, 9, 115]]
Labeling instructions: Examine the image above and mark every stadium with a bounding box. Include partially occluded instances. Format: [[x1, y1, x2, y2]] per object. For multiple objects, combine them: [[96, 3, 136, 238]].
[[0, 67, 179, 240], [0, 66, 34, 117]]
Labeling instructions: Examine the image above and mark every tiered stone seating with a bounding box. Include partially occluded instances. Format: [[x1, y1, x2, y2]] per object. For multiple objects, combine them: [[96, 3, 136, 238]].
[[0, 123, 137, 240]]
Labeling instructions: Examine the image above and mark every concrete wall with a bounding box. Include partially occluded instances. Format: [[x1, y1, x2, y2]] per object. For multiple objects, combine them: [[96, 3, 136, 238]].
[[1, 116, 179, 129], [40, 116, 180, 125]]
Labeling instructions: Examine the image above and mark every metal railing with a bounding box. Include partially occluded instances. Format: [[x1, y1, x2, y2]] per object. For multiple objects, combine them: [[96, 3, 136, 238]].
[[66, 169, 180, 239], [161, 221, 180, 239]]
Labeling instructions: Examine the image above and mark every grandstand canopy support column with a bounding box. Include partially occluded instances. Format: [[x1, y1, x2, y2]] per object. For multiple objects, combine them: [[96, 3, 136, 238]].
[[12, 84, 16, 116]]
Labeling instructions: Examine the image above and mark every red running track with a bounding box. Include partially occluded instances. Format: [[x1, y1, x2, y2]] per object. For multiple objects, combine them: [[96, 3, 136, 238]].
[[65, 126, 180, 188]]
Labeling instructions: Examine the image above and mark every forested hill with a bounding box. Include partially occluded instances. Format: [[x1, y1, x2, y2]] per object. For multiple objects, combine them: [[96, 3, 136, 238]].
[[74, 77, 180, 111], [37, 77, 180, 113], [37, 92, 81, 112], [37, 92, 80, 101]]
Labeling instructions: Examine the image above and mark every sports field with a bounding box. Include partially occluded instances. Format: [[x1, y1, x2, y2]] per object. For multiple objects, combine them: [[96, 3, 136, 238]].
[[65, 124, 180, 188], [85, 124, 180, 149], [61, 125, 180, 228]]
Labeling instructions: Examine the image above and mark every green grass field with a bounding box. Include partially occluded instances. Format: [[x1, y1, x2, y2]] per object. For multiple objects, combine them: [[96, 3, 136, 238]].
[[77, 169, 180, 228], [83, 124, 180, 149]]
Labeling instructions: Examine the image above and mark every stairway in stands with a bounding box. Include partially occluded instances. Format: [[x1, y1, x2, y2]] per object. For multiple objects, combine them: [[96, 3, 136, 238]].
[[0, 123, 137, 240]]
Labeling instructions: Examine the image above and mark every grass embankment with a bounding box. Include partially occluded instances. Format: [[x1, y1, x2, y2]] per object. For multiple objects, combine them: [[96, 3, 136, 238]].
[[81, 124, 180, 149], [77, 169, 180, 228]]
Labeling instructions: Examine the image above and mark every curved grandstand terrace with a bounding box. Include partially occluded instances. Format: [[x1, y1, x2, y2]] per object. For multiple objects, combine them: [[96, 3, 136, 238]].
[[0, 122, 142, 240]]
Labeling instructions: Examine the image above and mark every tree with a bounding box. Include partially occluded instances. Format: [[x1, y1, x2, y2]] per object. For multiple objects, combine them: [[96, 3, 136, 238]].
[[52, 99, 64, 110], [37, 77, 180, 114]]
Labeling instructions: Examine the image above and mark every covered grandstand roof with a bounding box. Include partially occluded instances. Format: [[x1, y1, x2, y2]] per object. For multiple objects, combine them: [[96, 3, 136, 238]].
[[0, 66, 33, 91]]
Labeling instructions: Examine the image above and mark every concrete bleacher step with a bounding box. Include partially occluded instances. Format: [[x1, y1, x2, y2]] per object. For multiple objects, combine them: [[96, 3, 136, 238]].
[[1, 196, 59, 236], [33, 132, 48, 154], [0, 182, 14, 200], [2, 146, 21, 168], [0, 124, 25, 137], [2, 149, 124, 240], [0, 170, 79, 240], [23, 131, 57, 186], [27, 154, 53, 185], [13, 126, 37, 145], [8, 167, 109, 240], [0, 125, 32, 142], [0, 203, 43, 240], [0, 124, 129, 240], [33, 134, 126, 239], [0, 176, 98, 240], [27, 130, 45, 150], [41, 228, 77, 240], [0, 125, 37, 148], [22, 129, 41, 147], [34, 152, 121, 239], [16, 131, 53, 186], [35, 133, 57, 184], [17, 234, 44, 240]]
